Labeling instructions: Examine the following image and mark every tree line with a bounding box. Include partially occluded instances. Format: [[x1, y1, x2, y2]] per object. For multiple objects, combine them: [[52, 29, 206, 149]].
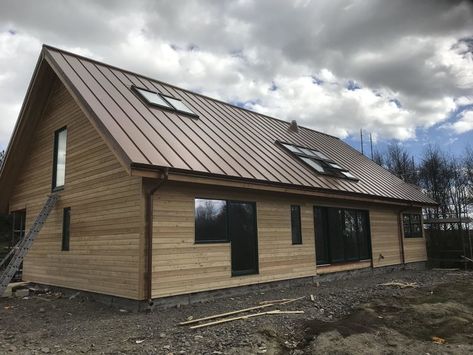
[[373, 143, 473, 220]]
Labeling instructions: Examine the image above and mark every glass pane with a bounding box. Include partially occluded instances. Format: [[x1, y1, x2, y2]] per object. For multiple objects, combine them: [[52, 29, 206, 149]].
[[341, 171, 356, 179], [313, 151, 330, 160], [411, 214, 421, 223], [301, 157, 325, 173], [343, 210, 359, 261], [291, 205, 302, 244], [228, 201, 258, 275], [282, 143, 303, 154], [411, 223, 422, 236], [298, 147, 318, 157], [136, 88, 171, 108], [329, 162, 344, 170], [55, 129, 67, 188], [328, 208, 345, 263], [357, 211, 371, 259], [163, 96, 196, 115], [195, 199, 227, 242], [315, 207, 330, 264]]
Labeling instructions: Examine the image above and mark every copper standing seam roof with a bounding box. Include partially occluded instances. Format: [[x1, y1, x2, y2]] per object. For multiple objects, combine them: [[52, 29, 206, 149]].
[[6, 45, 438, 206]]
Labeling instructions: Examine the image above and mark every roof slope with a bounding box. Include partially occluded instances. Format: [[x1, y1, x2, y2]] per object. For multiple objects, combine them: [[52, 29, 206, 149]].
[[25, 46, 436, 205]]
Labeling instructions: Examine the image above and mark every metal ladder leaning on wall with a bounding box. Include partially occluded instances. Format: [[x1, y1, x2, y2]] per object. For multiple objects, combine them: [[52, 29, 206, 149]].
[[0, 193, 59, 296]]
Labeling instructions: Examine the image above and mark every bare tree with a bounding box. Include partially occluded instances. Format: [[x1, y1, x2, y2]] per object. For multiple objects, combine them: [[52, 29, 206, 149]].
[[418, 146, 457, 219], [384, 143, 418, 184], [372, 149, 384, 166], [464, 146, 473, 206]]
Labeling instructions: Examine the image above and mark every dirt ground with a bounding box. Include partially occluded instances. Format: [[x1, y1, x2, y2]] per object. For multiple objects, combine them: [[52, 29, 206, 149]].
[[1, 269, 472, 354]]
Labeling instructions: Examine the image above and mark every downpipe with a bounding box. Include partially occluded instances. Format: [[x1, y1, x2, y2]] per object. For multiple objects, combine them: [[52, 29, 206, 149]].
[[145, 168, 169, 307]]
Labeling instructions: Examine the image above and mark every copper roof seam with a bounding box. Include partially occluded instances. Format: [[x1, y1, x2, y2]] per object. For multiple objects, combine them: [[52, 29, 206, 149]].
[[341, 137, 432, 203], [206, 96, 322, 187], [235, 107, 342, 190], [53, 51, 150, 164], [79, 59, 179, 168], [209, 98, 327, 188], [135, 75, 245, 178], [219, 104, 336, 188], [93, 63, 197, 171], [155, 83, 272, 182], [43, 46, 435, 205], [109, 69, 217, 173], [167, 85, 290, 183], [42, 45, 341, 141], [67, 55, 170, 166]]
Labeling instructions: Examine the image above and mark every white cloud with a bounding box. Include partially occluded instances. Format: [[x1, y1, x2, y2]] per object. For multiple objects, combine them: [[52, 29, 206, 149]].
[[0, 0, 472, 151], [447, 110, 473, 134]]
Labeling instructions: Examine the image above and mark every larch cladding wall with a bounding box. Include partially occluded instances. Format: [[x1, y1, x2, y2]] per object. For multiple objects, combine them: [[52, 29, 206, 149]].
[[370, 208, 403, 267], [403, 208, 428, 263], [151, 183, 428, 298], [152, 183, 317, 298], [9, 80, 145, 300]]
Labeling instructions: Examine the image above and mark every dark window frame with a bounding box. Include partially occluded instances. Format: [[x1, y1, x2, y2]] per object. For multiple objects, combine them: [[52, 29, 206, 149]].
[[291, 205, 302, 245], [131, 85, 199, 119], [62, 207, 71, 251], [228, 200, 259, 277], [403, 213, 423, 238], [194, 198, 230, 244], [52, 127, 67, 192], [314, 206, 372, 265], [11, 209, 26, 247], [277, 141, 358, 181]]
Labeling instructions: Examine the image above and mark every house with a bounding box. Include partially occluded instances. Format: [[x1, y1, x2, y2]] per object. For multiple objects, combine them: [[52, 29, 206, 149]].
[[0, 45, 436, 305]]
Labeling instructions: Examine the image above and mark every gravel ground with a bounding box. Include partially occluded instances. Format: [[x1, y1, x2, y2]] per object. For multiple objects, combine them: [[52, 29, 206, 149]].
[[0, 269, 472, 354]]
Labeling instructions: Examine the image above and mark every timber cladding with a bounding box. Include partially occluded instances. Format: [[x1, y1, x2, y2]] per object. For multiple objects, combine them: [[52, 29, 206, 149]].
[[8, 80, 145, 300], [151, 182, 427, 299]]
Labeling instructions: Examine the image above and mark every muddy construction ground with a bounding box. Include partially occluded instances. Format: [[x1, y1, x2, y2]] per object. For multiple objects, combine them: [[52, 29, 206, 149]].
[[1, 269, 472, 354]]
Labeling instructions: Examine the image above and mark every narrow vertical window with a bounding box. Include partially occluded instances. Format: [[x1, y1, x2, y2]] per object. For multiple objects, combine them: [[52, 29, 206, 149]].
[[62, 207, 71, 251], [53, 127, 67, 190], [291, 205, 302, 245]]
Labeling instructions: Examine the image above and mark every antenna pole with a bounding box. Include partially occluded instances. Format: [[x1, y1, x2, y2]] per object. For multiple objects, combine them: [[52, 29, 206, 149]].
[[360, 129, 364, 155], [370, 132, 373, 160]]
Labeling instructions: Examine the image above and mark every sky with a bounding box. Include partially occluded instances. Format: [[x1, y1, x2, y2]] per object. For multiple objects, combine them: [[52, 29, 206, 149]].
[[0, 0, 472, 161]]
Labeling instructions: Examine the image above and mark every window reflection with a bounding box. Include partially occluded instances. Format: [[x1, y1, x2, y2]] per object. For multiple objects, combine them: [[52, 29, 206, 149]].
[[195, 199, 227, 242]]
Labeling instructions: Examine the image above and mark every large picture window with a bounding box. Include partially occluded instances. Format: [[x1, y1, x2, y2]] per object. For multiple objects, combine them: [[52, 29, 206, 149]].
[[314, 206, 371, 265], [403, 213, 422, 238], [52, 127, 67, 190], [195, 198, 259, 276]]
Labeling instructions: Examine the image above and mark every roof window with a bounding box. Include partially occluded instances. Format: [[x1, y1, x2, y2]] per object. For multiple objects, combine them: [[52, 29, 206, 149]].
[[133, 86, 198, 117], [279, 142, 358, 181]]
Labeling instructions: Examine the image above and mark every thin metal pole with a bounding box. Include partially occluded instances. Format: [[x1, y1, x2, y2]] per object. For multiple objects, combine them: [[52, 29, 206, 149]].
[[370, 132, 373, 160], [360, 129, 364, 155]]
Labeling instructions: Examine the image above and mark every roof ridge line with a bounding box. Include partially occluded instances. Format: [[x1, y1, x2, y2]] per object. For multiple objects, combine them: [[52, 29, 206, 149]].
[[42, 44, 339, 140]]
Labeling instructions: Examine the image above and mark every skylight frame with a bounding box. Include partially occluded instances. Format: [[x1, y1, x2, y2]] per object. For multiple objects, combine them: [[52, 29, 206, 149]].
[[160, 94, 199, 117], [277, 141, 358, 181], [131, 85, 199, 118]]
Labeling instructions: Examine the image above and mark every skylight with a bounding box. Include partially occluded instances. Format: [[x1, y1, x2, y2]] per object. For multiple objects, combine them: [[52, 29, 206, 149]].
[[133, 86, 198, 117], [134, 87, 172, 109], [162, 95, 195, 115], [279, 142, 357, 181]]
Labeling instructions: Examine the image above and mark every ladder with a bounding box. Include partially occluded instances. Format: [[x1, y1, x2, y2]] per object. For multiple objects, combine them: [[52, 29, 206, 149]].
[[0, 193, 59, 296]]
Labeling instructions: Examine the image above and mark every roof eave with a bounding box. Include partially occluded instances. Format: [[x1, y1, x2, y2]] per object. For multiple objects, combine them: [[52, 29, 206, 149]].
[[130, 163, 438, 208]]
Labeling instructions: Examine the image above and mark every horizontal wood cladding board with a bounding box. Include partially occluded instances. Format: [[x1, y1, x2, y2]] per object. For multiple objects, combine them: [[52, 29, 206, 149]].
[[369, 208, 403, 267], [402, 208, 427, 263], [150, 183, 420, 298], [151, 183, 318, 298], [9, 79, 145, 300]]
